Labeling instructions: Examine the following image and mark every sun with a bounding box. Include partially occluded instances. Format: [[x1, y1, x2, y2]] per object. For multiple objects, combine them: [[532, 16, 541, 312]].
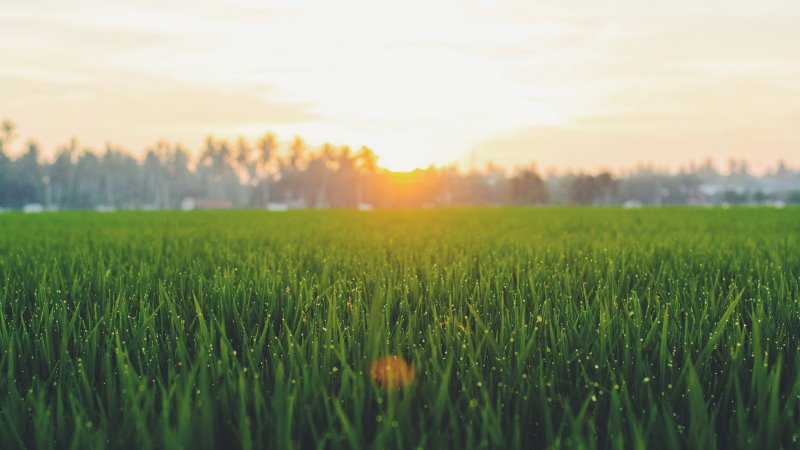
[[381, 158, 426, 172], [374, 143, 444, 172]]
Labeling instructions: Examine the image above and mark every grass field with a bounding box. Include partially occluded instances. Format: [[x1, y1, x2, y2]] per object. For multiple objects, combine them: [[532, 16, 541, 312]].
[[1, 208, 799, 449]]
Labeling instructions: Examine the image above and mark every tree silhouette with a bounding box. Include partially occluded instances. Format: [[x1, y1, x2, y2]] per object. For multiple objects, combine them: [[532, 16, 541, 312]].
[[256, 133, 277, 206], [510, 168, 547, 204], [0, 119, 798, 210]]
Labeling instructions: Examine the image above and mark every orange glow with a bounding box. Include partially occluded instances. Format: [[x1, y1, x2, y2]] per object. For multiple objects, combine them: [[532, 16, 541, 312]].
[[2, 1, 799, 171]]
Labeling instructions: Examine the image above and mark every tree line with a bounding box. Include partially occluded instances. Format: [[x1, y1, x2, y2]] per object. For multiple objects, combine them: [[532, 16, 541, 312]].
[[1, 119, 799, 210]]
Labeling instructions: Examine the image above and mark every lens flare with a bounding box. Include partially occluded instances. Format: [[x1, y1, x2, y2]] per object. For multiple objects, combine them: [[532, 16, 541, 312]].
[[369, 356, 415, 390]]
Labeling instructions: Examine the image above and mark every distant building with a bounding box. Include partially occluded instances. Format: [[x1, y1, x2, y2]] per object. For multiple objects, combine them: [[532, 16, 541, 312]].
[[23, 203, 44, 213], [181, 198, 233, 211], [267, 202, 289, 211]]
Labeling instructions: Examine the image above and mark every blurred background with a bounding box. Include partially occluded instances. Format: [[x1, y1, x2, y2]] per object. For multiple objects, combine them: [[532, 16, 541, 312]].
[[1, 0, 799, 210]]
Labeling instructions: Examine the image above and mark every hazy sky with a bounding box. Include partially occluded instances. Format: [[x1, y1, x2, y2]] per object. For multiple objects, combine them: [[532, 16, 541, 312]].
[[2, 0, 799, 171]]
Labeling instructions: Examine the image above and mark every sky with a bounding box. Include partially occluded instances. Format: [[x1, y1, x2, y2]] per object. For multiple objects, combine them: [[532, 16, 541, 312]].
[[1, 0, 799, 172]]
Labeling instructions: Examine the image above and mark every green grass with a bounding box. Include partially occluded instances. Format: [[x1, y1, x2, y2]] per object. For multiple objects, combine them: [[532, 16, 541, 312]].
[[1, 208, 799, 449]]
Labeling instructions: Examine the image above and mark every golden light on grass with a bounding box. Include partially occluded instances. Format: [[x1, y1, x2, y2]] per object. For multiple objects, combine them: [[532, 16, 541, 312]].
[[369, 356, 415, 390]]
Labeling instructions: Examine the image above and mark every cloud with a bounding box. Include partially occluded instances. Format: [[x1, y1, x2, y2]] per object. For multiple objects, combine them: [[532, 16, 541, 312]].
[[477, 77, 800, 172], [1, 72, 320, 154], [2, 0, 799, 169]]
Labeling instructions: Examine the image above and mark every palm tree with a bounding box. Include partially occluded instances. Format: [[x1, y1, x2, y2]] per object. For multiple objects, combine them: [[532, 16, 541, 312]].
[[0, 119, 16, 150], [257, 133, 277, 206], [289, 136, 305, 168], [282, 136, 306, 204], [355, 146, 378, 205], [0, 120, 12, 206], [315, 143, 336, 208]]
